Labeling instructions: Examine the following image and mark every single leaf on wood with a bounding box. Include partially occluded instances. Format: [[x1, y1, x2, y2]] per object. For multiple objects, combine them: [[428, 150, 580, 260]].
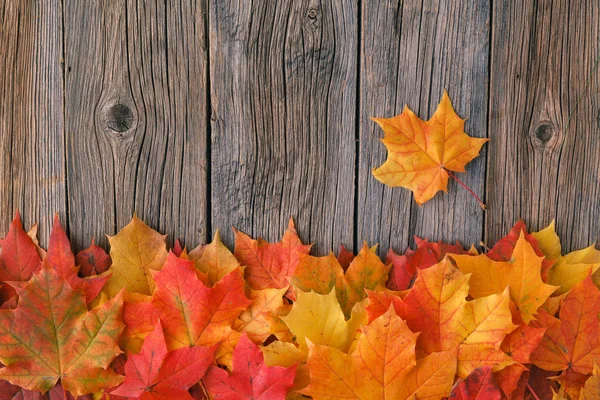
[[105, 215, 168, 296], [76, 238, 111, 276], [45, 215, 109, 304], [452, 232, 558, 323], [531, 275, 600, 374], [300, 308, 457, 399], [111, 320, 217, 400], [234, 219, 311, 290], [371, 90, 488, 206], [0, 265, 124, 396], [203, 333, 296, 400], [0, 212, 42, 304], [193, 230, 240, 286], [290, 243, 390, 317], [449, 366, 502, 400], [122, 252, 250, 367]]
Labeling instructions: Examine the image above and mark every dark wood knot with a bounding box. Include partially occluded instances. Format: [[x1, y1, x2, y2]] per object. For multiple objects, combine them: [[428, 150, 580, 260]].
[[307, 8, 318, 19], [105, 103, 134, 133], [534, 123, 555, 143]]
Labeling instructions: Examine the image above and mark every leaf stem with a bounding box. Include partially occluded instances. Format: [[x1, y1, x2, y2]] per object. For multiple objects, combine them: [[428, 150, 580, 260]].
[[523, 375, 541, 400], [445, 170, 486, 210]]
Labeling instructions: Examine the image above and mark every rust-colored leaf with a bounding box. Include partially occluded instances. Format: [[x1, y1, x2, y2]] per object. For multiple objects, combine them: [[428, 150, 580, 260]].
[[76, 238, 111, 276], [450, 366, 502, 400]]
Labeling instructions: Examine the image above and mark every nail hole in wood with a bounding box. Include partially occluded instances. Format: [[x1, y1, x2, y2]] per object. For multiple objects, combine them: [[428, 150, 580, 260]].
[[106, 104, 134, 132], [535, 123, 555, 143]]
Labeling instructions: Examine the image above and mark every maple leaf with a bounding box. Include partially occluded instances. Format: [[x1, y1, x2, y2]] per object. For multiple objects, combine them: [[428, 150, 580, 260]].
[[386, 237, 469, 290], [371, 90, 488, 206], [203, 333, 295, 400], [300, 307, 457, 399], [449, 366, 502, 400], [368, 258, 516, 378], [548, 369, 589, 400], [233, 286, 292, 343], [290, 243, 390, 317], [533, 221, 600, 294], [0, 265, 124, 396], [75, 239, 111, 276], [234, 219, 311, 290], [111, 320, 216, 400], [104, 215, 168, 296], [581, 362, 600, 400], [45, 215, 110, 304], [531, 275, 600, 374], [336, 245, 355, 271], [122, 252, 250, 367], [281, 288, 365, 354], [0, 212, 42, 304], [192, 230, 240, 286], [452, 232, 558, 323]]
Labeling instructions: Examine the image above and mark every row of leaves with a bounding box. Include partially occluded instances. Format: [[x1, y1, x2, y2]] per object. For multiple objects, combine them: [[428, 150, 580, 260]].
[[0, 213, 600, 399]]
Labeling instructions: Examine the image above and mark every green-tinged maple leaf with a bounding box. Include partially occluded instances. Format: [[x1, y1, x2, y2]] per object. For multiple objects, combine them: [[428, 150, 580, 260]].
[[111, 320, 217, 400], [234, 219, 311, 290], [0, 265, 124, 396], [290, 243, 390, 317], [371, 91, 488, 206], [105, 215, 168, 297], [204, 333, 296, 399], [122, 252, 250, 367], [531, 275, 600, 375], [452, 232, 558, 323], [300, 308, 457, 399]]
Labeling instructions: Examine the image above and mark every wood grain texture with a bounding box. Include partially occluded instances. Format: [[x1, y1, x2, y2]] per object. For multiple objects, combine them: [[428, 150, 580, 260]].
[[358, 0, 490, 256], [209, 0, 357, 254], [0, 0, 66, 246], [64, 0, 209, 251], [486, 0, 600, 251]]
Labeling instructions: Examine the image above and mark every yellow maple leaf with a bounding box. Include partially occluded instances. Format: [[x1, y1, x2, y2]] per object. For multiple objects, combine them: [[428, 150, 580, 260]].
[[372, 90, 488, 206], [191, 229, 241, 286], [532, 221, 600, 294], [451, 232, 558, 323], [104, 215, 168, 296]]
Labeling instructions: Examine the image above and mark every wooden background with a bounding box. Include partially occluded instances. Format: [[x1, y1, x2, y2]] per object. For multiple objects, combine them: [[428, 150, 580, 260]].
[[1, 0, 599, 257]]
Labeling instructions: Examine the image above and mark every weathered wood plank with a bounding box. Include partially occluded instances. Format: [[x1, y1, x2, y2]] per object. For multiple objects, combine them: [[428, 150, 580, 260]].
[[358, 0, 491, 256], [486, 0, 600, 251], [64, 0, 209, 251], [0, 0, 66, 246], [209, 0, 357, 254]]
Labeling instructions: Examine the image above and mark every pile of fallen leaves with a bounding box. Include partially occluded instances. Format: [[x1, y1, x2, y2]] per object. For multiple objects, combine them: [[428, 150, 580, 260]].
[[0, 213, 599, 399]]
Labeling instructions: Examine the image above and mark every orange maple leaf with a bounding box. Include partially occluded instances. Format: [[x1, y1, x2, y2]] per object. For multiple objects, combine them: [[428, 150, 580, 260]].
[[372, 91, 488, 206], [300, 307, 457, 399]]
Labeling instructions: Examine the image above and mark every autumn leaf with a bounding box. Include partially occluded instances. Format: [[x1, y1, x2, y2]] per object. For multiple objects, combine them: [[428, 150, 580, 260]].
[[449, 366, 502, 400], [533, 221, 600, 294], [368, 258, 516, 378], [372, 90, 488, 206], [192, 230, 240, 286], [531, 275, 600, 374], [203, 333, 295, 400], [111, 320, 217, 400], [234, 219, 311, 290], [290, 243, 390, 317], [300, 308, 457, 399], [122, 252, 250, 366], [0, 265, 124, 396], [452, 232, 558, 323], [104, 215, 168, 296], [580, 362, 600, 400], [45, 215, 110, 304], [386, 237, 469, 290], [76, 238, 111, 276]]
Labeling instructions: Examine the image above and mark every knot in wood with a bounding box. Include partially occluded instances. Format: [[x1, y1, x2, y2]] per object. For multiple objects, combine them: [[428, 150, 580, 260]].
[[105, 103, 134, 133], [307, 8, 318, 19], [534, 123, 555, 143]]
